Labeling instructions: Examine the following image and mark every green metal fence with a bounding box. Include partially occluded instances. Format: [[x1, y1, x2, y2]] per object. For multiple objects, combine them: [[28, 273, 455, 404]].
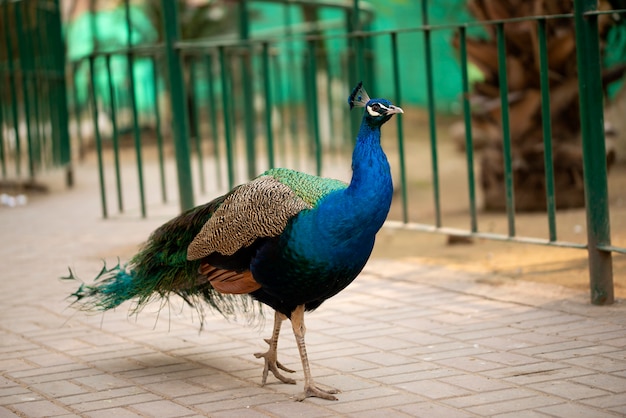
[[71, 0, 625, 305], [0, 0, 70, 184]]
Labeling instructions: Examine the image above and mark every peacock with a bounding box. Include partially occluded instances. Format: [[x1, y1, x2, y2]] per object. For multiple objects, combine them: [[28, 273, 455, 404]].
[[65, 82, 403, 401]]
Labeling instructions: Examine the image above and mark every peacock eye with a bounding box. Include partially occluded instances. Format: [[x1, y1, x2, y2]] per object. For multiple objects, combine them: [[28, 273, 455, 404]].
[[371, 103, 381, 112]]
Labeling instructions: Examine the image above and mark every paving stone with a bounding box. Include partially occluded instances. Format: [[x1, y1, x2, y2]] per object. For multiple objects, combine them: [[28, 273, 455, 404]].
[[536, 402, 621, 418], [529, 380, 610, 400], [395, 401, 475, 418], [535, 344, 619, 361], [71, 393, 162, 412], [562, 353, 626, 373], [211, 407, 273, 417], [580, 392, 626, 409], [72, 374, 133, 391], [475, 351, 542, 366], [131, 400, 198, 417], [0, 406, 21, 417], [194, 393, 288, 413], [84, 407, 144, 418], [325, 393, 421, 413], [316, 356, 379, 373], [24, 352, 76, 368], [29, 381, 89, 398], [441, 387, 539, 409], [437, 374, 513, 393], [144, 380, 211, 398], [492, 410, 552, 418], [346, 407, 414, 418], [396, 379, 473, 400], [435, 355, 504, 373], [570, 374, 626, 393], [10, 399, 74, 417], [471, 335, 533, 351], [257, 399, 336, 417], [465, 395, 563, 416], [408, 346, 490, 362]]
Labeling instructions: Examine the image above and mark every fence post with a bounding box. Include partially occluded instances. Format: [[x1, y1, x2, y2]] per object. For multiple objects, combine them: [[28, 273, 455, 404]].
[[573, 0, 614, 305], [161, 0, 195, 212]]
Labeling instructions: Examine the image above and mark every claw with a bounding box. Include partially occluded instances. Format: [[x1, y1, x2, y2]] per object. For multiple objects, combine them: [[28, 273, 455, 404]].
[[254, 347, 296, 385], [296, 384, 340, 401], [276, 360, 295, 373]]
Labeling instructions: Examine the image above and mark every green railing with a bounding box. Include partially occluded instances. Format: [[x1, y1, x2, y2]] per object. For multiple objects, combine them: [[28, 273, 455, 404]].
[[72, 0, 624, 305], [0, 0, 71, 184], [71, 0, 375, 219]]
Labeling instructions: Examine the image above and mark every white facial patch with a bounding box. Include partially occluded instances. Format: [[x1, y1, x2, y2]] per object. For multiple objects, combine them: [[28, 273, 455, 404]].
[[366, 103, 390, 117]]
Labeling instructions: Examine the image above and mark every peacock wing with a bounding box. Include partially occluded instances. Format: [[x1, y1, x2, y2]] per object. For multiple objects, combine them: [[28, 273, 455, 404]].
[[187, 174, 311, 261], [186, 169, 347, 295]]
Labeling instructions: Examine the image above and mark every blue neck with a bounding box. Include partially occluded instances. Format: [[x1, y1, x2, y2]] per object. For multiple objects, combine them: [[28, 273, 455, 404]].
[[286, 118, 393, 265], [344, 122, 393, 232]]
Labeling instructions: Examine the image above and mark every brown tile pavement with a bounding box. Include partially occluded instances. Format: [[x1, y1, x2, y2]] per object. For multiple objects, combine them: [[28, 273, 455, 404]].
[[1, 164, 625, 417]]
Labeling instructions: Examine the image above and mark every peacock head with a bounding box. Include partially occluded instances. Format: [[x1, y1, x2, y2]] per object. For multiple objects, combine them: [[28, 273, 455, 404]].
[[348, 82, 403, 127]]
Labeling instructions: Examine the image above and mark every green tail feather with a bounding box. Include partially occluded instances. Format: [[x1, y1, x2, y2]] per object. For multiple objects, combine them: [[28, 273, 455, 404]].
[[63, 261, 139, 311], [64, 196, 265, 325]]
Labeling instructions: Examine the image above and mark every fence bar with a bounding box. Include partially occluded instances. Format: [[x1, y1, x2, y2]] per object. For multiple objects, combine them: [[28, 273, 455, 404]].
[[151, 56, 167, 203], [459, 26, 478, 233], [537, 19, 557, 242], [307, 39, 322, 176], [189, 59, 206, 194], [124, 0, 147, 218], [0, 95, 5, 177], [105, 54, 123, 213], [72, 62, 85, 160], [88, 55, 108, 219], [347, 5, 363, 142], [272, 53, 287, 166], [385, 220, 588, 250], [51, 0, 72, 174], [496, 22, 516, 237], [161, 0, 194, 211], [573, 0, 614, 305], [281, 4, 294, 167], [422, 1, 441, 228], [204, 54, 222, 189], [324, 55, 336, 152], [390, 32, 408, 224], [219, 46, 235, 190], [3, 1, 20, 176], [15, 3, 33, 178], [261, 42, 275, 169], [34, 5, 48, 166], [351, 0, 365, 76], [239, 0, 257, 179], [23, 5, 41, 174]]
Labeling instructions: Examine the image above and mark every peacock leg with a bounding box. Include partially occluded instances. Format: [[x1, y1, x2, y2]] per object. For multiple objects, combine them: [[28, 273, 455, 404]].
[[254, 310, 296, 385], [290, 305, 340, 401]]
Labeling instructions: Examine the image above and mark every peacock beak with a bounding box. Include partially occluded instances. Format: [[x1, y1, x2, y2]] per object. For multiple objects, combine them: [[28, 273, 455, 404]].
[[387, 105, 404, 115]]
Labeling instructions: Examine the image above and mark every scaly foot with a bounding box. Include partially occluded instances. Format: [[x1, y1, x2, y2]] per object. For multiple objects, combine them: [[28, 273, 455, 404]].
[[254, 338, 296, 385]]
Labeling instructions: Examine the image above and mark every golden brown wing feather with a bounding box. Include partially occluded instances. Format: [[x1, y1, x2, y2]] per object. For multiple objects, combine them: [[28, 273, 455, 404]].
[[198, 263, 261, 294], [187, 176, 310, 261]]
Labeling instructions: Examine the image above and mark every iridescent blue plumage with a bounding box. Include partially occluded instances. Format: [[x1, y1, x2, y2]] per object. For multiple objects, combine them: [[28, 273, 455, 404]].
[[66, 83, 403, 401]]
